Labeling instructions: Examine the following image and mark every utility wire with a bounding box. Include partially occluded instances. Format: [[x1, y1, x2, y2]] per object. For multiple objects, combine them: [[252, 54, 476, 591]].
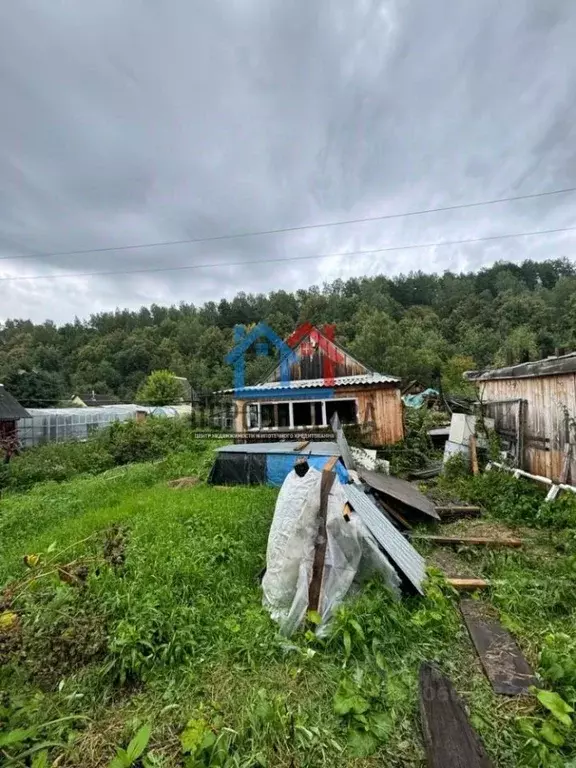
[[0, 185, 575, 263], [0, 223, 575, 283]]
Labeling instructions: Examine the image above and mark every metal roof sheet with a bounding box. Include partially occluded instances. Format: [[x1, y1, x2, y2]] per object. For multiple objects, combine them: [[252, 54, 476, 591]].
[[224, 373, 400, 394], [465, 351, 576, 382], [216, 441, 341, 456], [343, 483, 426, 594], [0, 385, 30, 420], [359, 469, 440, 520]]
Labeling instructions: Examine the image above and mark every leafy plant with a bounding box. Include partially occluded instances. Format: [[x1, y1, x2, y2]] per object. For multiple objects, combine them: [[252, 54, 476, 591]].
[[333, 671, 392, 757], [109, 724, 152, 768]]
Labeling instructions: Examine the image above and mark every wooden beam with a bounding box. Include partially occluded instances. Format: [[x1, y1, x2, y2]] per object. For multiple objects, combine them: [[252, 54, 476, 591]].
[[469, 434, 479, 475], [435, 505, 483, 521], [308, 470, 336, 613], [411, 535, 522, 549], [379, 498, 412, 530], [460, 600, 537, 695], [323, 455, 339, 472], [560, 443, 572, 484], [294, 440, 310, 452], [419, 663, 493, 768], [447, 578, 488, 591]]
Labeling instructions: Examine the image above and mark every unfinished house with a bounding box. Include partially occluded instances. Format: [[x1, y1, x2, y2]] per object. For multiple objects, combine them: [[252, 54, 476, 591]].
[[231, 324, 404, 447], [466, 352, 576, 481]]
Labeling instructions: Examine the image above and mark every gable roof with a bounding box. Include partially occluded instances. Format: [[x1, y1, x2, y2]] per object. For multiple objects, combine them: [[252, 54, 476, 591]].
[[263, 324, 373, 384], [0, 385, 31, 420]]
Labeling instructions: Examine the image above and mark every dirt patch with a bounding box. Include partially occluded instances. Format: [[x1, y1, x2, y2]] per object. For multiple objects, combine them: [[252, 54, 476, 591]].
[[167, 476, 200, 489], [428, 548, 480, 579]]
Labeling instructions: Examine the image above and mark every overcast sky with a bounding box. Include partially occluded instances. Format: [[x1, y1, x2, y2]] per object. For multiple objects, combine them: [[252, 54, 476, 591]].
[[0, 0, 575, 324]]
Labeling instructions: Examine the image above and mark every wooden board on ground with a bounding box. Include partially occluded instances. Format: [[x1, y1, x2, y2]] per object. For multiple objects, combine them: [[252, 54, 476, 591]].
[[419, 663, 493, 768], [359, 469, 440, 520], [460, 600, 537, 695], [435, 505, 483, 521], [411, 534, 522, 549], [447, 578, 488, 592]]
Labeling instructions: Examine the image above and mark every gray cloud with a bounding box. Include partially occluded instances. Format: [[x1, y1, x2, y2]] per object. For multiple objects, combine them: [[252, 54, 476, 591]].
[[0, 0, 575, 323]]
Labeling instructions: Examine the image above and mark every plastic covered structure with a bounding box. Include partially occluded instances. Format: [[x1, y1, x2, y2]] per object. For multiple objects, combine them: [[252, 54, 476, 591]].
[[262, 467, 400, 636]]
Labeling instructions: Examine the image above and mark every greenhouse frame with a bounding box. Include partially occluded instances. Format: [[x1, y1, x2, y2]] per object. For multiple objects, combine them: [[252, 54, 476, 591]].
[[16, 404, 181, 448]]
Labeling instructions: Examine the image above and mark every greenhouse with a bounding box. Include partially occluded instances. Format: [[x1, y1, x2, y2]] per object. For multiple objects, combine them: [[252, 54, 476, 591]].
[[17, 404, 180, 448]]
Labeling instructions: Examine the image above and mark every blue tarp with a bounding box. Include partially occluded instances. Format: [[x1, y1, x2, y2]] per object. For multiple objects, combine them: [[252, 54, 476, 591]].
[[266, 453, 349, 487]]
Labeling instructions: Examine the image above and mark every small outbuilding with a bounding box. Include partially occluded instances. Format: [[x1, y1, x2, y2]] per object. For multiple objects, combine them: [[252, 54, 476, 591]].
[[466, 352, 576, 481], [208, 441, 349, 487], [229, 324, 404, 447], [0, 384, 30, 458]]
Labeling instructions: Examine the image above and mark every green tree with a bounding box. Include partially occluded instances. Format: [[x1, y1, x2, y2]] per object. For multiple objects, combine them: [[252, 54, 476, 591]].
[[136, 370, 183, 406], [3, 369, 64, 408]]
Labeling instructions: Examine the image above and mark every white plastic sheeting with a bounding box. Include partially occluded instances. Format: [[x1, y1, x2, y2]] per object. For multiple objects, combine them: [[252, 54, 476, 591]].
[[262, 468, 400, 636]]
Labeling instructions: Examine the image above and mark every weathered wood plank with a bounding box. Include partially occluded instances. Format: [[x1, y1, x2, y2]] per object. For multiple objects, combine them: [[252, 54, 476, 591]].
[[411, 535, 522, 549], [447, 578, 488, 591], [435, 505, 483, 521], [460, 600, 537, 695], [308, 470, 336, 613], [419, 663, 493, 768], [560, 443, 572, 484]]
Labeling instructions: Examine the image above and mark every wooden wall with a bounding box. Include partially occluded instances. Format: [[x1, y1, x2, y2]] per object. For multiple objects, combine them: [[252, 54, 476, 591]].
[[478, 373, 576, 480], [342, 386, 404, 446], [233, 385, 404, 447]]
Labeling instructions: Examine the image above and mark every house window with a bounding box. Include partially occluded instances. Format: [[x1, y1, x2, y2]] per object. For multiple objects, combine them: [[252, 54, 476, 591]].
[[293, 401, 311, 428], [277, 403, 290, 427], [326, 399, 357, 425], [244, 398, 357, 430], [247, 404, 259, 429]]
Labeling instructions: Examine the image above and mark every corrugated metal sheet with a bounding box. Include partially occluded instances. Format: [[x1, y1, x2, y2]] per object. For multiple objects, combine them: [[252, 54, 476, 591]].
[[216, 441, 341, 456], [343, 483, 426, 594], [467, 352, 576, 381], [359, 469, 440, 520], [227, 373, 400, 393], [0, 385, 30, 420]]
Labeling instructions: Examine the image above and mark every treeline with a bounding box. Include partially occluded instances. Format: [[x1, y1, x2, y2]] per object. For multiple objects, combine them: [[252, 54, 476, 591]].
[[2, 258, 576, 405]]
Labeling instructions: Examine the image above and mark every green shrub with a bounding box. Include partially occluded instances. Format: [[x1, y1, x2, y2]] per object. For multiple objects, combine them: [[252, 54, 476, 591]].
[[4, 440, 114, 491], [2, 417, 205, 494]]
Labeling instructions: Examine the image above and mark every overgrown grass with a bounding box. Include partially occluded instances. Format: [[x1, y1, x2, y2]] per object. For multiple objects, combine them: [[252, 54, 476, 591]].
[[1, 416, 213, 494], [2, 451, 576, 766]]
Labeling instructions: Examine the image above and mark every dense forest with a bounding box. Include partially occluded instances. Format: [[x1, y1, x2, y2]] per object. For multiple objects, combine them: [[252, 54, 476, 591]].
[[2, 258, 576, 406]]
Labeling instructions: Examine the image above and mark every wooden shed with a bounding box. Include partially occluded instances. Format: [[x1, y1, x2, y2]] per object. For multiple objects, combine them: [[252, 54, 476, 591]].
[[466, 353, 576, 481], [0, 384, 30, 460], [231, 325, 404, 447]]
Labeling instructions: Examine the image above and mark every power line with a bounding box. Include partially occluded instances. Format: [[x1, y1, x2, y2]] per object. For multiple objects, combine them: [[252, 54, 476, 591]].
[[1, 223, 575, 283], [1, 185, 576, 263]]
